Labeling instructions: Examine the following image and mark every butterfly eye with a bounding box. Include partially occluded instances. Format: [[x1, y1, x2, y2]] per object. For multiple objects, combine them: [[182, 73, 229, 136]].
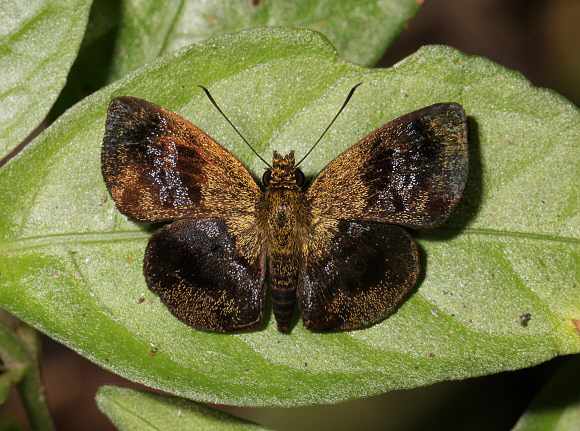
[[294, 169, 305, 186], [262, 169, 272, 186]]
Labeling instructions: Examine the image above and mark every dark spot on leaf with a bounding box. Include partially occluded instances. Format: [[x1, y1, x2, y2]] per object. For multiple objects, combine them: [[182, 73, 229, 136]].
[[519, 313, 532, 327]]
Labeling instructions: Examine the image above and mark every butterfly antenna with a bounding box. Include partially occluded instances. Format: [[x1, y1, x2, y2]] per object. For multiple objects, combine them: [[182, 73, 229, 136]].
[[198, 85, 271, 168], [295, 82, 363, 168]]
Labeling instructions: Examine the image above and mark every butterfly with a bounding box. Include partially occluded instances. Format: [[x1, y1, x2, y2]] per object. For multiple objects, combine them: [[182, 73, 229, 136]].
[[101, 84, 468, 333]]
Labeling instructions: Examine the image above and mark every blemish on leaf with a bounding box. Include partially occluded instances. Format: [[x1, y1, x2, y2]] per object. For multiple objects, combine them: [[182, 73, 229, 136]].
[[519, 313, 532, 327], [203, 14, 218, 25]]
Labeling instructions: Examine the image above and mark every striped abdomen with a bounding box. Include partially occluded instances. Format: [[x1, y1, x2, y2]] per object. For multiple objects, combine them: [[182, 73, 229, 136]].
[[270, 254, 300, 332]]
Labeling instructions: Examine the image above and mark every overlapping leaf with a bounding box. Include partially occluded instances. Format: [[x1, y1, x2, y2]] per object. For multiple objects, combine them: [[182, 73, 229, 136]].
[[0, 0, 92, 158], [511, 356, 580, 431], [72, 0, 421, 85], [97, 386, 268, 431]]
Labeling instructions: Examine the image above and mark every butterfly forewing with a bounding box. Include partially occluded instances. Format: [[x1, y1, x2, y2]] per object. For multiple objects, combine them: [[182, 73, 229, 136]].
[[101, 97, 261, 222], [306, 103, 468, 228]]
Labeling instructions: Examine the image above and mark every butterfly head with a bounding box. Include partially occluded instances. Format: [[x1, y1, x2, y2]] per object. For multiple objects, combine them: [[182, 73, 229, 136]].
[[262, 151, 305, 189]]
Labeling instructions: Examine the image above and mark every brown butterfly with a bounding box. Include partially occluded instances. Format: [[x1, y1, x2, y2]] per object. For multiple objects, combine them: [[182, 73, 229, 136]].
[[101, 85, 468, 333]]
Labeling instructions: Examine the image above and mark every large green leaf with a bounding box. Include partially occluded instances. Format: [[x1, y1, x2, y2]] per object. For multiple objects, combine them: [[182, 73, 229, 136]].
[[96, 386, 268, 431], [0, 27, 578, 407], [0, 0, 92, 158]]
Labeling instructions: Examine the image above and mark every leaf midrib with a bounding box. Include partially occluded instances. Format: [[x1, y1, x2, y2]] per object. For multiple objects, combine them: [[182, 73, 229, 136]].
[[1, 227, 577, 252]]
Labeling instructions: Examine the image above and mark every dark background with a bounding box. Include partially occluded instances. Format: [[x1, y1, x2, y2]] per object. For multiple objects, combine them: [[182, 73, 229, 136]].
[[2, 0, 578, 430]]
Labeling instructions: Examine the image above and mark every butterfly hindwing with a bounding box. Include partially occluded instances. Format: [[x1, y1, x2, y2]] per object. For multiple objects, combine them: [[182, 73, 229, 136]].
[[144, 218, 267, 332], [101, 97, 261, 222], [298, 219, 419, 330], [306, 103, 468, 228]]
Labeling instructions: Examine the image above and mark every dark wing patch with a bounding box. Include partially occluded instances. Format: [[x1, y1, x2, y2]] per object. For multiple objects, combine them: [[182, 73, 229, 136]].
[[144, 218, 266, 332], [307, 103, 468, 228], [102, 97, 260, 222], [298, 219, 419, 330]]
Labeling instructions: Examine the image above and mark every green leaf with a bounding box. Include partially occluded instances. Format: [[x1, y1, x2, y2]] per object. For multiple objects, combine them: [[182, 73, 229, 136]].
[[0, 321, 28, 405], [96, 386, 268, 431], [47, 0, 422, 145], [95, 0, 420, 76], [0, 316, 54, 429], [0, 27, 578, 407], [511, 355, 580, 431], [56, 0, 421, 110], [0, 0, 92, 158]]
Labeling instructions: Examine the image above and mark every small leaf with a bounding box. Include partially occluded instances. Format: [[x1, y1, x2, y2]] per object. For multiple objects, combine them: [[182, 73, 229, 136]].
[[0, 321, 28, 405], [511, 355, 580, 431], [0, 0, 92, 158], [0, 27, 578, 406], [0, 316, 54, 429], [96, 386, 269, 431]]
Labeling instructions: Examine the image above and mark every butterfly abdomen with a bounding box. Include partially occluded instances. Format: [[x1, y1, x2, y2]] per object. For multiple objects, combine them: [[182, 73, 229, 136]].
[[270, 255, 299, 333]]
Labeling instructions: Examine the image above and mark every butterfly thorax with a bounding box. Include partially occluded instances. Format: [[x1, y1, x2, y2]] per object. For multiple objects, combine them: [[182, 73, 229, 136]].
[[256, 151, 312, 332], [257, 151, 311, 250]]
